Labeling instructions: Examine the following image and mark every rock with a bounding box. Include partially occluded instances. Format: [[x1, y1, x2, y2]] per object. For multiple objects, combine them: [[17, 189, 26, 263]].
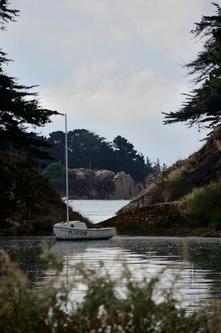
[[68, 168, 144, 199], [111, 171, 143, 199]]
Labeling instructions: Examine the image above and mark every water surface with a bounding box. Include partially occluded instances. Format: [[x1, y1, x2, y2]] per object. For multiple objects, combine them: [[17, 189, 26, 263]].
[[1, 236, 221, 311], [69, 199, 129, 223]]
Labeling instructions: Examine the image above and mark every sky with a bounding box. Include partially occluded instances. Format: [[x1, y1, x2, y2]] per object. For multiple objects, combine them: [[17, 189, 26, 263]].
[[1, 0, 214, 165]]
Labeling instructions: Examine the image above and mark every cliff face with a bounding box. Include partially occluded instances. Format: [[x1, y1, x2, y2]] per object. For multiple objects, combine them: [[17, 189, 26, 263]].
[[119, 127, 221, 214], [68, 169, 143, 200]]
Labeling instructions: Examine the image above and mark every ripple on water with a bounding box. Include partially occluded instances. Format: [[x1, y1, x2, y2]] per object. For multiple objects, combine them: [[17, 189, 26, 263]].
[[1, 236, 221, 311]]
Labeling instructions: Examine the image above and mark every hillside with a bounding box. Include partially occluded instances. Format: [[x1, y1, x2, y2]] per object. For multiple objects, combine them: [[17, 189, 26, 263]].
[[0, 153, 91, 236], [100, 128, 221, 236]]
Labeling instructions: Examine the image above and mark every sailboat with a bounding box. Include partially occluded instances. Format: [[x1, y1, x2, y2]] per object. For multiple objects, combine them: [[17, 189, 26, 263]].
[[53, 114, 116, 240]]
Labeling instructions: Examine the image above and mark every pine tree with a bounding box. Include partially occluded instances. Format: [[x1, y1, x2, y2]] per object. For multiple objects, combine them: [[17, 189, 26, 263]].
[[0, 0, 18, 29], [164, 3, 221, 130], [0, 1, 59, 159]]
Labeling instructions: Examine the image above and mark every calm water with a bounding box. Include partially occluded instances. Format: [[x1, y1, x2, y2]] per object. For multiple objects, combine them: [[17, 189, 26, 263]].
[[1, 200, 221, 311], [1, 236, 221, 311], [69, 199, 129, 223]]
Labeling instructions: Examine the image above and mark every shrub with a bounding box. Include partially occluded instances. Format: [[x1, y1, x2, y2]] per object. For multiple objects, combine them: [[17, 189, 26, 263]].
[[0, 248, 221, 332], [179, 178, 221, 228]]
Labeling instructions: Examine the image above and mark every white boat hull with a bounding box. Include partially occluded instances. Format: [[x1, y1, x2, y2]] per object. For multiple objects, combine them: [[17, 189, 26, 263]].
[[53, 225, 116, 240]]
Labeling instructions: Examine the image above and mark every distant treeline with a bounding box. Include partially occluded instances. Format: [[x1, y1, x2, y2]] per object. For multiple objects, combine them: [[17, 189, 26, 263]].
[[46, 130, 163, 183]]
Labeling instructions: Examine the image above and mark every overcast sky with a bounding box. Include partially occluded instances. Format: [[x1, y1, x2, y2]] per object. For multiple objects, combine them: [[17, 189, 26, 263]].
[[1, 0, 213, 165]]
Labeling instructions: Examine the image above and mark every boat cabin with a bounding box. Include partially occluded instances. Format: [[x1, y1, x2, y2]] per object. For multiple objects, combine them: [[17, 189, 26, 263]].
[[64, 221, 87, 229]]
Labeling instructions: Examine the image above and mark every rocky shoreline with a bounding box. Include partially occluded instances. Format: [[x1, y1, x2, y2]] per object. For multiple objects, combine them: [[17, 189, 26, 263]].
[[100, 200, 221, 237]]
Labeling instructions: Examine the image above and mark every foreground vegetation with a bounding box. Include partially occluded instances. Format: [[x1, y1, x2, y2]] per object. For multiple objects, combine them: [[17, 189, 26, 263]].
[[1, 248, 221, 333]]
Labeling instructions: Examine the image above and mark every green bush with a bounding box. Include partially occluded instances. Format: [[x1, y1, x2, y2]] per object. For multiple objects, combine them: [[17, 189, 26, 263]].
[[179, 178, 221, 228], [208, 209, 221, 229], [0, 248, 220, 332], [43, 162, 65, 192]]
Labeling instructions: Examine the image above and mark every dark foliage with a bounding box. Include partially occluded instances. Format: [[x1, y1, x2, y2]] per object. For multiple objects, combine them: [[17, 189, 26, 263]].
[[47, 130, 154, 182], [0, 51, 59, 159], [0, 152, 91, 235], [164, 3, 221, 130], [113, 135, 148, 182], [0, 152, 64, 234], [0, 0, 18, 30], [0, 2, 59, 160]]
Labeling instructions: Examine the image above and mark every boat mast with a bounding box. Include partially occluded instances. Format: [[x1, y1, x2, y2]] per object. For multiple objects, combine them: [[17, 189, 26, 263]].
[[65, 113, 69, 223]]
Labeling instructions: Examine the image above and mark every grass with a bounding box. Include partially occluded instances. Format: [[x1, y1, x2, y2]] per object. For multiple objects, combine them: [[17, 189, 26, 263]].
[[1, 247, 221, 332]]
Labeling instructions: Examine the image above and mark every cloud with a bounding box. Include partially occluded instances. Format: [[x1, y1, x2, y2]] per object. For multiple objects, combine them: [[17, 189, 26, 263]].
[[42, 59, 205, 165], [42, 60, 185, 124], [64, 0, 209, 60], [4, 0, 211, 164]]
